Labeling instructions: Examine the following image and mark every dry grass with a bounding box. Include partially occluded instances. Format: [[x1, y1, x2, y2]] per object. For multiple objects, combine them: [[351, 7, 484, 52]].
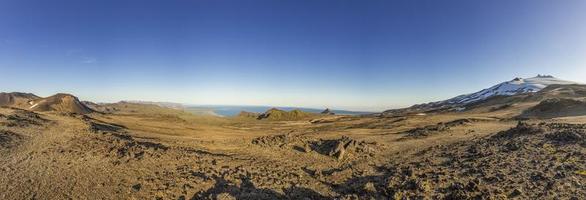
[[0, 102, 584, 199]]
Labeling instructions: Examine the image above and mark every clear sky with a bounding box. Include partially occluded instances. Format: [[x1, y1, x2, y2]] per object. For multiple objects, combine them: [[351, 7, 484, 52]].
[[1, 0, 585, 111]]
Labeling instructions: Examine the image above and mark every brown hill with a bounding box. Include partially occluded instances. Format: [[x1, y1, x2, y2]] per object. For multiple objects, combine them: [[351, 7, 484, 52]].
[[257, 108, 313, 121], [28, 93, 94, 114], [519, 98, 586, 119], [0, 92, 40, 108]]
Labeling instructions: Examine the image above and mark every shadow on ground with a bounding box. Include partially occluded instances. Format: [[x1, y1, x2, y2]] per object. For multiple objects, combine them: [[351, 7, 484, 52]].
[[191, 176, 327, 200]]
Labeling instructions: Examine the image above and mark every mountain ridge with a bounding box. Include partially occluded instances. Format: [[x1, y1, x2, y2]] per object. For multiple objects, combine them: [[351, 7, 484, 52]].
[[0, 92, 41, 109], [0, 92, 93, 114], [28, 93, 94, 114], [384, 75, 582, 115]]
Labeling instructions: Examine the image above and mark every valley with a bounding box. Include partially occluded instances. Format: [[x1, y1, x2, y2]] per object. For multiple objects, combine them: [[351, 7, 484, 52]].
[[0, 76, 585, 199]]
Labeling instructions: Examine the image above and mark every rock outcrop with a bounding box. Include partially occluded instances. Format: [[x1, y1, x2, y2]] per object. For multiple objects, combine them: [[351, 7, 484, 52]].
[[256, 108, 312, 121], [321, 108, 335, 115], [519, 98, 586, 119]]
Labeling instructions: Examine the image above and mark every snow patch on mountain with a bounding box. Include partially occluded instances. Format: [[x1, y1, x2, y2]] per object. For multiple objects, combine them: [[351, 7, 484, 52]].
[[446, 75, 577, 105], [415, 75, 578, 109]]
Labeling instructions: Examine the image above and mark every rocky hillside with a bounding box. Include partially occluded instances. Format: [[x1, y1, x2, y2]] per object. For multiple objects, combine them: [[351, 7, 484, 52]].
[[355, 122, 586, 199], [28, 93, 93, 114], [519, 98, 586, 119], [0, 92, 40, 109], [257, 108, 313, 121]]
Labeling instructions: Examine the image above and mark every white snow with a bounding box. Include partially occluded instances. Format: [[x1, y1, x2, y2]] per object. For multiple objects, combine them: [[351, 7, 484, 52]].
[[444, 75, 578, 105], [29, 102, 39, 109]]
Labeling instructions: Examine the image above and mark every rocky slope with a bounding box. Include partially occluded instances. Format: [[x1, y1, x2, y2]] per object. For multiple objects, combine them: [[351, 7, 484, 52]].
[[519, 98, 586, 119], [341, 122, 586, 199], [0, 92, 40, 108], [257, 108, 313, 121], [236, 108, 314, 121], [28, 93, 93, 114]]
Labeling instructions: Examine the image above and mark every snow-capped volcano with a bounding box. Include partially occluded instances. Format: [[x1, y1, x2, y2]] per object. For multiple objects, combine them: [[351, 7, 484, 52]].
[[399, 75, 580, 113], [443, 75, 578, 105]]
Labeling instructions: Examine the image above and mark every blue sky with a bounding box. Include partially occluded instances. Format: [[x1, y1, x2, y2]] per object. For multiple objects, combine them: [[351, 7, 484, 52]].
[[1, 0, 585, 111]]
